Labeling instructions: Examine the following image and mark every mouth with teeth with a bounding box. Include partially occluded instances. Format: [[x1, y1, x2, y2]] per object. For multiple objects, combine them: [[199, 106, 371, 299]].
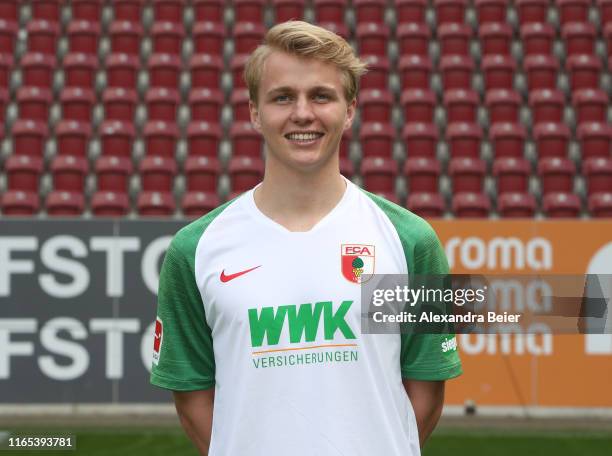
[[284, 131, 325, 146]]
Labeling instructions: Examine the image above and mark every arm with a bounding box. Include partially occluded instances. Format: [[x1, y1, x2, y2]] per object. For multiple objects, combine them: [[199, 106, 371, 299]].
[[403, 379, 445, 448], [173, 389, 215, 456]]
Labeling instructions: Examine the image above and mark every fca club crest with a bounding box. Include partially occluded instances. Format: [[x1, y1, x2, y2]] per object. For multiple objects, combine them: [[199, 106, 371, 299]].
[[341, 244, 375, 284]]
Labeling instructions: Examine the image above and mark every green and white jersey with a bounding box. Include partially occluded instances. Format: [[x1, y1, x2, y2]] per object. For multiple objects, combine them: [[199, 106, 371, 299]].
[[151, 179, 462, 456]]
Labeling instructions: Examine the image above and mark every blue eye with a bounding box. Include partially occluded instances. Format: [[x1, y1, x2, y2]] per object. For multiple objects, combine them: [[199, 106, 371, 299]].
[[314, 94, 330, 101], [274, 95, 291, 102]]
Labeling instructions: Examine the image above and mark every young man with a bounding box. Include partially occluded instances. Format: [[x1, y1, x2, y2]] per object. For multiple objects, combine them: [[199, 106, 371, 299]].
[[151, 21, 461, 455]]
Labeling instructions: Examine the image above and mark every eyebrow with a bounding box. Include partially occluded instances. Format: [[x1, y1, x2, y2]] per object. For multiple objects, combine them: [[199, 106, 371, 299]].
[[266, 85, 338, 96]]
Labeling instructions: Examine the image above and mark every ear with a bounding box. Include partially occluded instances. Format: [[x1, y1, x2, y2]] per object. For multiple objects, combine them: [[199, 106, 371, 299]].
[[249, 99, 262, 133], [344, 98, 357, 131]]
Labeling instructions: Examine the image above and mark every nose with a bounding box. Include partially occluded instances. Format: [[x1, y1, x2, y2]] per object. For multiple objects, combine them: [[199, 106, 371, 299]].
[[290, 95, 315, 124]]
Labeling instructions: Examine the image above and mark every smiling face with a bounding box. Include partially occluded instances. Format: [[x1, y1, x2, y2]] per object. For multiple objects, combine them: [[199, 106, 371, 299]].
[[249, 51, 356, 175]]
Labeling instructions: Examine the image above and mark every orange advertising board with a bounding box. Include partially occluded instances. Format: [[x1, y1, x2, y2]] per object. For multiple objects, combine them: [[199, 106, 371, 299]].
[[430, 220, 612, 407]]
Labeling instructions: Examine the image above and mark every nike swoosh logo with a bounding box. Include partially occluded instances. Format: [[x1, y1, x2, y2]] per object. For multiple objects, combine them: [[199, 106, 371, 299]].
[[220, 265, 261, 283]]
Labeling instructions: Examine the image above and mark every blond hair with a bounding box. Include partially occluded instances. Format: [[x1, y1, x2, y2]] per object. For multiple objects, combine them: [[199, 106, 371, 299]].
[[244, 21, 368, 105]]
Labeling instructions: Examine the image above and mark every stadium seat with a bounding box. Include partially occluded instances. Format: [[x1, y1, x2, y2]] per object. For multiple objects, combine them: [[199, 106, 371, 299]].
[[234, 22, 266, 55], [498, 192, 537, 217], [529, 89, 565, 124], [482, 55, 516, 91], [600, 0, 612, 26], [231, 122, 263, 158], [0, 19, 17, 54], [0, 0, 18, 22], [72, 0, 102, 22], [1, 191, 40, 216], [475, 0, 507, 24], [479, 23, 512, 57], [396, 0, 427, 24], [137, 192, 176, 217], [191, 88, 224, 123], [356, 23, 390, 57], [272, 0, 306, 22], [102, 87, 137, 121], [152, 22, 185, 55], [452, 192, 491, 218], [187, 121, 223, 157], [359, 90, 393, 124], [340, 157, 354, 177], [4, 155, 43, 192], [605, 24, 612, 58], [572, 89, 609, 125], [146, 88, 180, 122], [50, 155, 88, 192], [486, 89, 521, 123], [0, 53, 13, 87], [190, 54, 224, 89], [95, 155, 133, 192], [313, 0, 347, 25], [143, 121, 179, 157], [99, 120, 136, 158], [566, 55, 602, 91], [444, 89, 479, 123], [63, 53, 98, 89], [0, 87, 7, 121], [361, 157, 397, 193], [520, 23, 555, 57], [542, 192, 581, 217], [533, 123, 571, 159], [109, 21, 143, 56], [153, 0, 184, 23], [184, 156, 220, 192], [402, 123, 438, 158], [27, 20, 59, 55], [404, 157, 440, 193], [516, 0, 548, 24], [396, 23, 430, 57], [234, 0, 266, 23], [229, 156, 264, 192], [399, 55, 432, 91], [401, 89, 436, 123], [113, 0, 145, 22], [182, 191, 220, 217], [67, 20, 100, 55], [139, 155, 177, 192], [562, 22, 596, 57], [584, 158, 612, 196], [17, 87, 51, 122], [438, 23, 472, 57], [230, 89, 251, 122], [56, 120, 92, 157], [434, 0, 468, 25], [21, 53, 55, 88], [148, 53, 182, 89], [406, 192, 445, 218], [449, 157, 486, 193], [538, 157, 576, 194], [105, 53, 140, 89], [524, 55, 559, 91], [557, 0, 590, 25], [360, 55, 390, 90], [193, 0, 224, 23], [489, 123, 527, 158], [46, 191, 86, 216], [577, 122, 612, 159], [439, 55, 474, 90], [231, 54, 250, 89], [193, 22, 225, 56], [446, 122, 483, 158], [588, 193, 612, 217], [354, 0, 386, 23], [91, 191, 131, 217], [12, 120, 48, 157], [493, 157, 531, 194]]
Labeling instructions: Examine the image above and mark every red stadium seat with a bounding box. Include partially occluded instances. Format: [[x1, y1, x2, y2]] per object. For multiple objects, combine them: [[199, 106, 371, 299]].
[[137, 192, 176, 217], [139, 155, 177, 192], [588, 193, 612, 217], [600, 0, 612, 26], [234, 0, 265, 23], [193, 22, 225, 56], [566, 54, 602, 91], [314, 0, 347, 25], [72, 0, 102, 22], [486, 89, 521, 123], [360, 122, 395, 158], [95, 155, 133, 192], [146, 88, 180, 122], [272, 0, 306, 22], [0, 0, 18, 22], [557, 0, 590, 25], [0, 53, 13, 87], [398, 55, 432, 90], [475, 0, 508, 24], [439, 23, 472, 57], [359, 89, 393, 124], [46, 191, 85, 217], [584, 158, 612, 196], [113, 0, 144, 22], [106, 53, 140, 89], [56, 120, 92, 157], [479, 23, 512, 56], [91, 191, 131, 217], [524, 55, 559, 91], [143, 121, 179, 157], [520, 23, 555, 57], [397, 23, 430, 57], [533, 123, 571, 158], [99, 120, 136, 158], [4, 155, 43, 192], [21, 53, 55, 88], [50, 155, 88, 192], [63, 53, 98, 89], [404, 157, 440, 193], [0, 19, 17, 54], [1, 191, 40, 216], [230, 89, 251, 122], [190, 54, 224, 89], [538, 157, 576, 194], [102, 87, 137, 121], [230, 54, 250, 89], [231, 122, 262, 158], [187, 121, 222, 157], [182, 191, 220, 217], [402, 123, 438, 158], [67, 20, 100, 55], [401, 89, 436, 123], [17, 86, 51, 122], [361, 157, 397, 193], [193, 0, 224, 23], [0, 87, 6, 121], [396, 0, 427, 24], [516, 0, 548, 24], [109, 21, 143, 56], [407, 192, 445, 218], [229, 156, 264, 192], [498, 192, 537, 217], [446, 122, 483, 158], [577, 122, 612, 159], [605, 24, 612, 58], [360, 55, 390, 90], [562, 22, 596, 57], [191, 88, 224, 123], [572, 89, 609, 125], [340, 157, 354, 177], [489, 122, 527, 158], [529, 89, 565, 124], [234, 22, 266, 55], [439, 55, 474, 90], [184, 155, 220, 192], [542, 192, 581, 217], [148, 53, 181, 89], [27, 20, 58, 55], [153, 0, 184, 23], [152, 22, 185, 55], [493, 157, 531, 193], [354, 0, 386, 23], [452, 192, 491, 218], [482, 55, 516, 91], [434, 0, 467, 25], [12, 120, 48, 157], [449, 157, 486, 193], [356, 23, 390, 57], [444, 89, 479, 123]]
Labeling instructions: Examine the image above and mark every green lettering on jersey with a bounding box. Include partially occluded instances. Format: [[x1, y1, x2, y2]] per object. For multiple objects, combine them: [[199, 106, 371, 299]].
[[248, 306, 290, 347], [287, 302, 324, 343], [323, 300, 356, 340]]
